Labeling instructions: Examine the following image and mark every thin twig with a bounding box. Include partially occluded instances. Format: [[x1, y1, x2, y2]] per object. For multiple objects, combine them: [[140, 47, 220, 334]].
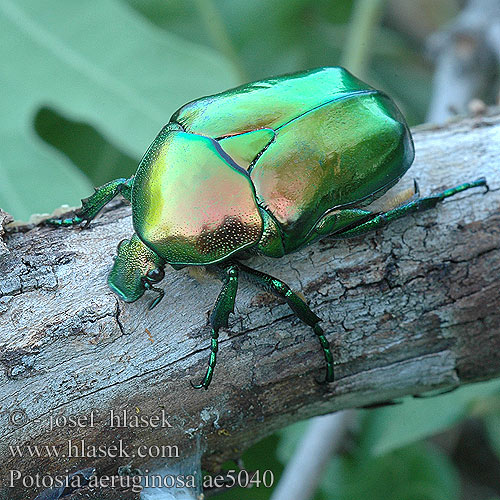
[[427, 0, 500, 122], [270, 411, 355, 500], [194, 0, 248, 84], [342, 0, 386, 78]]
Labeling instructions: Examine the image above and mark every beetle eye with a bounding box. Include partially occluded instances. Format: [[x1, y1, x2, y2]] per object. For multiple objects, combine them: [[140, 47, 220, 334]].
[[147, 267, 165, 283]]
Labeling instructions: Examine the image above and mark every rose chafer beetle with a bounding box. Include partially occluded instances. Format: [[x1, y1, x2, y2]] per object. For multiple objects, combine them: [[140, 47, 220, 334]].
[[47, 67, 487, 389]]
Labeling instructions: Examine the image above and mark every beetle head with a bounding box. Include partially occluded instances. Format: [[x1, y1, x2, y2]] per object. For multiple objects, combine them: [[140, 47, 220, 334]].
[[108, 234, 166, 309]]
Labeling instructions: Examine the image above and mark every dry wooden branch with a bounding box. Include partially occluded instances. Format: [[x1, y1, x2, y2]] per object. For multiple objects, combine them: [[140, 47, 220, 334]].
[[0, 111, 499, 500]]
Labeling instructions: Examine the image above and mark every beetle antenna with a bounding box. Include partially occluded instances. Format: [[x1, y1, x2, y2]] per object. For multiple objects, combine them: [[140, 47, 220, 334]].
[[149, 287, 165, 310]]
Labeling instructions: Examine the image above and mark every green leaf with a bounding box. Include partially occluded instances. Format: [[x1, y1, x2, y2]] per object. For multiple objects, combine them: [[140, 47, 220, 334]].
[[321, 443, 459, 500], [214, 434, 284, 500], [359, 379, 500, 456], [0, 87, 93, 220], [126, 0, 348, 80], [34, 107, 138, 186], [484, 411, 500, 462], [275, 419, 310, 464], [0, 0, 238, 219]]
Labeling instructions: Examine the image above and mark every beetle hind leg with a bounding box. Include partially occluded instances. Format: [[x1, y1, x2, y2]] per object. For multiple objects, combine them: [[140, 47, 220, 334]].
[[238, 262, 334, 384], [46, 177, 134, 228], [335, 177, 488, 239], [192, 263, 239, 390]]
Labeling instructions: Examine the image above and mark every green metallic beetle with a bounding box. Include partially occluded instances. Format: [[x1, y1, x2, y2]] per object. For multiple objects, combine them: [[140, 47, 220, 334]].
[[47, 67, 487, 389]]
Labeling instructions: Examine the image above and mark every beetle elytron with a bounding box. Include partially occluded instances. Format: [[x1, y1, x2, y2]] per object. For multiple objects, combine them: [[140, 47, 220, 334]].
[[47, 67, 487, 389]]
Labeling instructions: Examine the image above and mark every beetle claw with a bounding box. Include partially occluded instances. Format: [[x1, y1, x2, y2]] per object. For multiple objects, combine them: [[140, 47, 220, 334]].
[[190, 380, 208, 390], [314, 374, 329, 385], [81, 218, 92, 229]]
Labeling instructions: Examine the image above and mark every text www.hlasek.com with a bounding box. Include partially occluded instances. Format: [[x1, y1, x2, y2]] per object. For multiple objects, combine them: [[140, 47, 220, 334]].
[[9, 440, 178, 459]]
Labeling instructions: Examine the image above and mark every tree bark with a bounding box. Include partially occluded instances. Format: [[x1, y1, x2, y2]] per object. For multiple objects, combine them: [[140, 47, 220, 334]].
[[0, 110, 499, 499]]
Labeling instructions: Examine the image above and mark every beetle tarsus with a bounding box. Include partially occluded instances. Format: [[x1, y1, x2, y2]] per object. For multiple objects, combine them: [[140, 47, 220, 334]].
[[45, 214, 85, 227], [193, 343, 217, 389], [46, 177, 134, 229], [194, 264, 239, 390], [313, 323, 334, 383]]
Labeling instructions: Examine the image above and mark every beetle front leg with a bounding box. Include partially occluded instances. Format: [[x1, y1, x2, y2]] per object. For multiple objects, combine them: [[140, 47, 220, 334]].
[[191, 263, 239, 390], [46, 177, 134, 228], [238, 262, 334, 384]]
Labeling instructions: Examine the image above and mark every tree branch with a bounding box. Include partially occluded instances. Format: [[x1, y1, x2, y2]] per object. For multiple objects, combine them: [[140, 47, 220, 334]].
[[1, 110, 499, 499]]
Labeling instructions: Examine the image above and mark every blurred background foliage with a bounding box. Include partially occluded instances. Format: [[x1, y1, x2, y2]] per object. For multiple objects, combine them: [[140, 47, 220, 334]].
[[1, 0, 459, 221], [1, 1, 500, 499]]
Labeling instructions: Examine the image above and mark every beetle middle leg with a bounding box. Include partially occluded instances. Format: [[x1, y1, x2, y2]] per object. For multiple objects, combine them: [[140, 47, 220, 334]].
[[46, 176, 134, 228], [192, 263, 239, 390], [237, 262, 334, 384]]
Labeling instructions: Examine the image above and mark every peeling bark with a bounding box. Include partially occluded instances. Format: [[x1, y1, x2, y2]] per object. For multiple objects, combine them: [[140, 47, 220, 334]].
[[0, 111, 499, 499]]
